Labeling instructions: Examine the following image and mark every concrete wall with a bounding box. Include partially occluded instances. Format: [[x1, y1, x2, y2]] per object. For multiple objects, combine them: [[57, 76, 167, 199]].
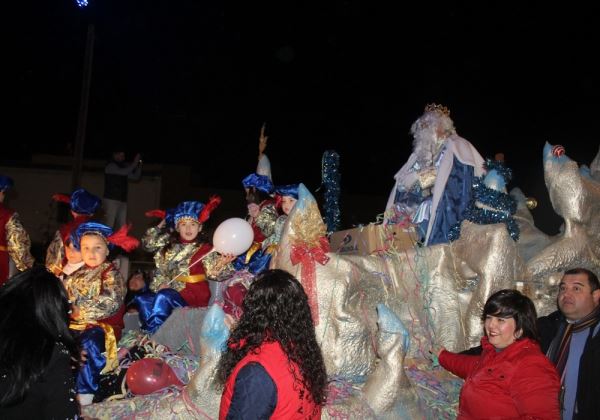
[[1, 155, 389, 265], [0, 157, 249, 266], [0, 163, 162, 266]]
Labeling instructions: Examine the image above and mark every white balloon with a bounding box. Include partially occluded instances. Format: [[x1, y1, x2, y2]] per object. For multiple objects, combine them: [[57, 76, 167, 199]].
[[212, 218, 254, 256]]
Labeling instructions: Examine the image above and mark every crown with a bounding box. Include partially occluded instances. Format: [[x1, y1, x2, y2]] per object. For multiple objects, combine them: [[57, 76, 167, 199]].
[[424, 103, 451, 116]]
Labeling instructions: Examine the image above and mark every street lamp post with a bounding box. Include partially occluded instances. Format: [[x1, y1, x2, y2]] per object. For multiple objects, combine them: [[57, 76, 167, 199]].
[[71, 1, 94, 190]]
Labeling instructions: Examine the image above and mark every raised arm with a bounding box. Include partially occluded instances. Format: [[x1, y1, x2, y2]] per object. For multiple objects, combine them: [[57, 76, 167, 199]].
[[141, 223, 170, 252], [105, 153, 142, 177]]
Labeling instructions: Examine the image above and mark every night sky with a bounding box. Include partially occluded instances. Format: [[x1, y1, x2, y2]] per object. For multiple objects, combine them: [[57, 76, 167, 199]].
[[8, 1, 600, 233]]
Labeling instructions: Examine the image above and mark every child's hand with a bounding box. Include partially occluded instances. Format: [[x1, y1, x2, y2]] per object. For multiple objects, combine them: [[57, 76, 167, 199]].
[[221, 253, 236, 264], [429, 344, 445, 367], [72, 349, 87, 367]]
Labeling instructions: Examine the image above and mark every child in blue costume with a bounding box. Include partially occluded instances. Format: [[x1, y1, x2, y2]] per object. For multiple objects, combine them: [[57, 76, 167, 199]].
[[134, 198, 235, 334], [233, 173, 278, 274], [46, 188, 101, 278], [65, 221, 139, 406], [262, 183, 299, 253], [221, 183, 300, 319]]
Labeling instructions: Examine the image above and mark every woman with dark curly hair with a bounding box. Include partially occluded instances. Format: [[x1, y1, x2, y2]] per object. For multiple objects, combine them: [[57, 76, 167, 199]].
[[217, 269, 328, 419], [0, 266, 80, 419]]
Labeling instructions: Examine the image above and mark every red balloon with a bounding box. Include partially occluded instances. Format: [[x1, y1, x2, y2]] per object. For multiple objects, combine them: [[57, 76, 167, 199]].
[[126, 358, 183, 395]]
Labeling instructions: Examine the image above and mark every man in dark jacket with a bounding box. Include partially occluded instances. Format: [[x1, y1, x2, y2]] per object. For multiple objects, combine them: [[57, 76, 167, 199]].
[[103, 150, 142, 280], [542, 268, 600, 420], [460, 268, 599, 420]]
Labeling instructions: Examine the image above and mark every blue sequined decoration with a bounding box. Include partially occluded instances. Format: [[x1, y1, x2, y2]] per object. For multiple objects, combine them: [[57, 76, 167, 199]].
[[484, 159, 513, 184], [322, 151, 341, 232], [448, 161, 520, 242], [471, 176, 516, 215]]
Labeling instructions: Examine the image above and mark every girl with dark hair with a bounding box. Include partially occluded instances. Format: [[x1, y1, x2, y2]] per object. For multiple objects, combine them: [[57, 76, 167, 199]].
[[218, 174, 278, 319], [217, 269, 328, 419], [46, 188, 101, 278], [124, 268, 151, 308], [242, 173, 278, 244], [138, 199, 235, 333], [221, 183, 300, 319], [261, 183, 299, 252], [0, 266, 79, 419], [437, 289, 560, 419], [232, 173, 278, 275]]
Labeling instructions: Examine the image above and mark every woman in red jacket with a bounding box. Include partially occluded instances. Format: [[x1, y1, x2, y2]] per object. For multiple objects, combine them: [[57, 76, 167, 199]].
[[217, 269, 328, 419], [438, 289, 560, 419]]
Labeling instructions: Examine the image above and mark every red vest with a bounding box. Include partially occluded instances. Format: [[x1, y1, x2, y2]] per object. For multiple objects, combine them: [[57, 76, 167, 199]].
[[0, 204, 15, 284], [179, 242, 212, 307], [220, 341, 321, 420]]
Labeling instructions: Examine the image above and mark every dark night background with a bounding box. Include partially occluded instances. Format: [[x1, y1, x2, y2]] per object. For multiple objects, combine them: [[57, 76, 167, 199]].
[[7, 1, 600, 233]]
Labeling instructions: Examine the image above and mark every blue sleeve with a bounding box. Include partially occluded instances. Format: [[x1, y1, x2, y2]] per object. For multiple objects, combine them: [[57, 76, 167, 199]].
[[225, 363, 277, 420]]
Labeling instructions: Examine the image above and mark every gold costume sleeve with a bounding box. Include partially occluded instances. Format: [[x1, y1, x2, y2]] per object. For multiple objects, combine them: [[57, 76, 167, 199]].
[[45, 230, 65, 276], [150, 243, 194, 292], [202, 251, 235, 281], [142, 226, 171, 252], [6, 212, 34, 271], [66, 263, 125, 323], [255, 203, 278, 239], [262, 215, 287, 249]]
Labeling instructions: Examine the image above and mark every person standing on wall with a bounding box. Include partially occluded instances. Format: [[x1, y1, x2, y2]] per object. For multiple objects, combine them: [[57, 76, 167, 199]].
[[103, 150, 142, 231], [103, 150, 142, 280]]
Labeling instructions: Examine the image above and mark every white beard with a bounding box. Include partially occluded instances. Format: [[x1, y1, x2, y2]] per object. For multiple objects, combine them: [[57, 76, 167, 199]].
[[413, 128, 444, 167]]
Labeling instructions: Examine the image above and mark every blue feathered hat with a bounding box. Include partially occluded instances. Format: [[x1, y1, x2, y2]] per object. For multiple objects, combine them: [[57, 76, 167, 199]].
[[242, 173, 274, 194], [71, 221, 139, 252], [70, 188, 101, 215], [145, 196, 221, 229], [274, 183, 299, 199], [173, 201, 205, 226], [173, 196, 222, 228], [71, 222, 114, 250], [0, 175, 14, 192], [52, 188, 101, 216]]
